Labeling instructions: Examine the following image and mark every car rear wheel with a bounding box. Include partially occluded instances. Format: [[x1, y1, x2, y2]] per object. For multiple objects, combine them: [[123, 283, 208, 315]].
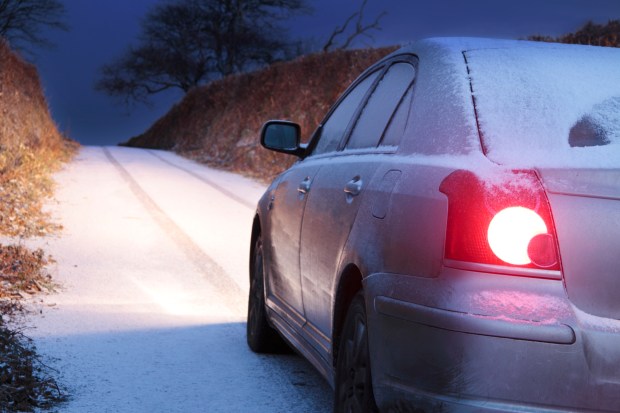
[[247, 235, 288, 353], [334, 292, 378, 413]]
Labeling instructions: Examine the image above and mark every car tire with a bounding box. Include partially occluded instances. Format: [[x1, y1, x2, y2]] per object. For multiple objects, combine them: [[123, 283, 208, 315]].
[[247, 235, 288, 353], [334, 291, 378, 413]]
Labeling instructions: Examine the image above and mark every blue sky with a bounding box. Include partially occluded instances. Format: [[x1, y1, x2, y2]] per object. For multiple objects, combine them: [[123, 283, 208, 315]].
[[33, 0, 620, 146]]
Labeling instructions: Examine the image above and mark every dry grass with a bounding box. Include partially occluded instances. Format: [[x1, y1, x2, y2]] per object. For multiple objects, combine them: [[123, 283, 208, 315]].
[[0, 40, 75, 411], [0, 327, 66, 411], [0, 36, 74, 302], [0, 245, 54, 299], [123, 47, 398, 181], [0, 40, 78, 238]]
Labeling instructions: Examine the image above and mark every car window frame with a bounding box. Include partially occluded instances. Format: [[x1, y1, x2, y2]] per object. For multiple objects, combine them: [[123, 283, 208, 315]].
[[342, 60, 417, 152], [309, 68, 383, 156], [305, 67, 384, 157], [305, 53, 418, 158], [375, 69, 417, 149]]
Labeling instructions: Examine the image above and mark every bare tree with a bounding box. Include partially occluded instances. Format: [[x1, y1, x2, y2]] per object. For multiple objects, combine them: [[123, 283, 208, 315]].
[[96, 0, 308, 105], [0, 0, 67, 53], [322, 0, 386, 52]]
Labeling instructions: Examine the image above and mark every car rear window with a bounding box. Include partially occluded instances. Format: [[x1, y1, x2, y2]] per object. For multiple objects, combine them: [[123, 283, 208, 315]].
[[346, 62, 415, 149], [465, 45, 620, 168]]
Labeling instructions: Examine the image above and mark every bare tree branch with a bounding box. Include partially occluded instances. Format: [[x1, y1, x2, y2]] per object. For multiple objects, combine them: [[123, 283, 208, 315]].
[[96, 0, 308, 106], [322, 11, 359, 52], [0, 0, 67, 55], [322, 0, 386, 52]]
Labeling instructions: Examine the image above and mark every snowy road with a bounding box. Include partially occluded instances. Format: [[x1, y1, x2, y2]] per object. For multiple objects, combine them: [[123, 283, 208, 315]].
[[28, 146, 332, 412]]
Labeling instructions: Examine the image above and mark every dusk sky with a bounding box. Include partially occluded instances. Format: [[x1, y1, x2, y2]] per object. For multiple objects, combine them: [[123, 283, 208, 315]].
[[32, 0, 620, 146]]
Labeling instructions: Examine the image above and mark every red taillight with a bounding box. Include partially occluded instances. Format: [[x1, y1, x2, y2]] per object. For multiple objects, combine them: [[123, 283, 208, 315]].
[[488, 206, 548, 266], [439, 170, 560, 271]]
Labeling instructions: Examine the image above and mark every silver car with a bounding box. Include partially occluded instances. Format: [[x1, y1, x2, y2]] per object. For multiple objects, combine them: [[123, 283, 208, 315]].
[[246, 38, 620, 412]]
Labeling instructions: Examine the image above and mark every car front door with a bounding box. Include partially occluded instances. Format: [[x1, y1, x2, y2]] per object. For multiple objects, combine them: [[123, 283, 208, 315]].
[[264, 68, 381, 332]]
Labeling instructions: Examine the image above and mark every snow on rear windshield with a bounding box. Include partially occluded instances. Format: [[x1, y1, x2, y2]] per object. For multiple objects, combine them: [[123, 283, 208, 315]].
[[466, 45, 620, 168]]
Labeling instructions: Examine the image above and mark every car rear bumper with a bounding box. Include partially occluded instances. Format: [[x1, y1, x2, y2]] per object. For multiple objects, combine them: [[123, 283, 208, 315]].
[[374, 296, 575, 345], [364, 268, 620, 412]]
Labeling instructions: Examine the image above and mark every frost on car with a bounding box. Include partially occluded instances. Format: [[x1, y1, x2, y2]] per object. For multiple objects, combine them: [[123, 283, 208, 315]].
[[246, 37, 620, 412]]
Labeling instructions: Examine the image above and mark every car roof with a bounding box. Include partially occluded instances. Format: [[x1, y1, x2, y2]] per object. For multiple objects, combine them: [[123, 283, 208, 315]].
[[382, 38, 620, 169], [398, 36, 602, 55]]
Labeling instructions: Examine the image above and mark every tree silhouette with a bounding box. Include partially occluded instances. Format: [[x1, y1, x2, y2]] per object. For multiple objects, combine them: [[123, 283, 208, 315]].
[[0, 0, 67, 54], [96, 0, 308, 104]]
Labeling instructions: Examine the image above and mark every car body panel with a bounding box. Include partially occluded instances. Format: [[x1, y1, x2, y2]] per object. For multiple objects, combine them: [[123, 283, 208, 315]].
[[365, 268, 620, 412], [539, 168, 620, 320], [300, 154, 382, 356], [263, 162, 321, 326], [253, 37, 620, 412]]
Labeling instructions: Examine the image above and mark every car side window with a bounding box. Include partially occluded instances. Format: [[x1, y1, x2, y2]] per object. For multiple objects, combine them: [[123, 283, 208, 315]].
[[346, 62, 415, 150], [380, 85, 414, 147], [312, 70, 381, 156]]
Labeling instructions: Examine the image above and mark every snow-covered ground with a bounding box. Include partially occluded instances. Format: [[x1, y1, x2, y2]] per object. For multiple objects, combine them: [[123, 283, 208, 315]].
[[26, 146, 331, 412]]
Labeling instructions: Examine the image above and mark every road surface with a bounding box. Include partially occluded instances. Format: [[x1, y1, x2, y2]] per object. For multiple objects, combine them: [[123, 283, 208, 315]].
[[27, 146, 332, 412]]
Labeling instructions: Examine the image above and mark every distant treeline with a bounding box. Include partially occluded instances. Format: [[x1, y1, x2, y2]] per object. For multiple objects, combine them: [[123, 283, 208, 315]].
[[529, 20, 620, 47]]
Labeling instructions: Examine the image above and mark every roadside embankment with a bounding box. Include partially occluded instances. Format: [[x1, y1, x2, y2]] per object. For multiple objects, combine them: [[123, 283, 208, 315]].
[[0, 40, 76, 411], [122, 47, 397, 181]]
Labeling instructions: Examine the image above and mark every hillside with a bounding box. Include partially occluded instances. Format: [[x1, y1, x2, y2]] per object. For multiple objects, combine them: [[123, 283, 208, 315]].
[[0, 40, 76, 237], [123, 47, 397, 180], [0, 40, 74, 411]]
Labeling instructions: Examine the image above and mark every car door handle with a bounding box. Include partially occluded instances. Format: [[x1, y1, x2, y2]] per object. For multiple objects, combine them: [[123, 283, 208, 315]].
[[344, 177, 363, 196], [298, 177, 312, 194]]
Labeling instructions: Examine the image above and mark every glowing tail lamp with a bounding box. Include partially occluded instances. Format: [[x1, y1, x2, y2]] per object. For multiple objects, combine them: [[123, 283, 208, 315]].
[[487, 206, 546, 265], [440, 170, 560, 271]]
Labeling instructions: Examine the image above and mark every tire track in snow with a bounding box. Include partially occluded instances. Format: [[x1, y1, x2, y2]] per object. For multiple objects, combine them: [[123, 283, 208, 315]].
[[102, 146, 247, 315], [102, 147, 333, 410], [146, 149, 255, 210]]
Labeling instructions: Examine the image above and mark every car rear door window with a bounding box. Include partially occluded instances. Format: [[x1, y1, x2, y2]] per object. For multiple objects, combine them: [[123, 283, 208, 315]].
[[380, 85, 414, 148], [312, 70, 381, 155], [346, 62, 415, 150]]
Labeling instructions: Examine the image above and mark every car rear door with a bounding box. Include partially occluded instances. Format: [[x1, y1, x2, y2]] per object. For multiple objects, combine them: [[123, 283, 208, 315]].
[[299, 59, 417, 356]]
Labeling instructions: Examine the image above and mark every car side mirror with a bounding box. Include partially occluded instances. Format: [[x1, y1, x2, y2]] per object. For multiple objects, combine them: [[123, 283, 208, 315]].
[[260, 120, 305, 157]]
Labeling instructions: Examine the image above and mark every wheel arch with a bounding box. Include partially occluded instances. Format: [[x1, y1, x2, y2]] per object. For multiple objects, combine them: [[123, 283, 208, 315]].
[[331, 263, 364, 367]]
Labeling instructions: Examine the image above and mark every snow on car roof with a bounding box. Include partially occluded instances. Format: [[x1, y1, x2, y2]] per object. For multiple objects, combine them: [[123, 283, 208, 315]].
[[464, 42, 620, 168], [402, 38, 620, 168]]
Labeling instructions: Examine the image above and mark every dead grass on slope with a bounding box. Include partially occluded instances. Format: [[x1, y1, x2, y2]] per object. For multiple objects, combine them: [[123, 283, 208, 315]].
[[0, 242, 68, 413], [0, 144, 77, 238], [124, 47, 398, 181], [0, 245, 54, 299], [0, 40, 74, 410], [0, 41, 78, 238], [0, 36, 74, 306]]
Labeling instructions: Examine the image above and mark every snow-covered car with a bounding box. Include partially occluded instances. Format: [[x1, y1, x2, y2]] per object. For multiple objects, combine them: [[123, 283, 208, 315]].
[[246, 37, 620, 412]]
